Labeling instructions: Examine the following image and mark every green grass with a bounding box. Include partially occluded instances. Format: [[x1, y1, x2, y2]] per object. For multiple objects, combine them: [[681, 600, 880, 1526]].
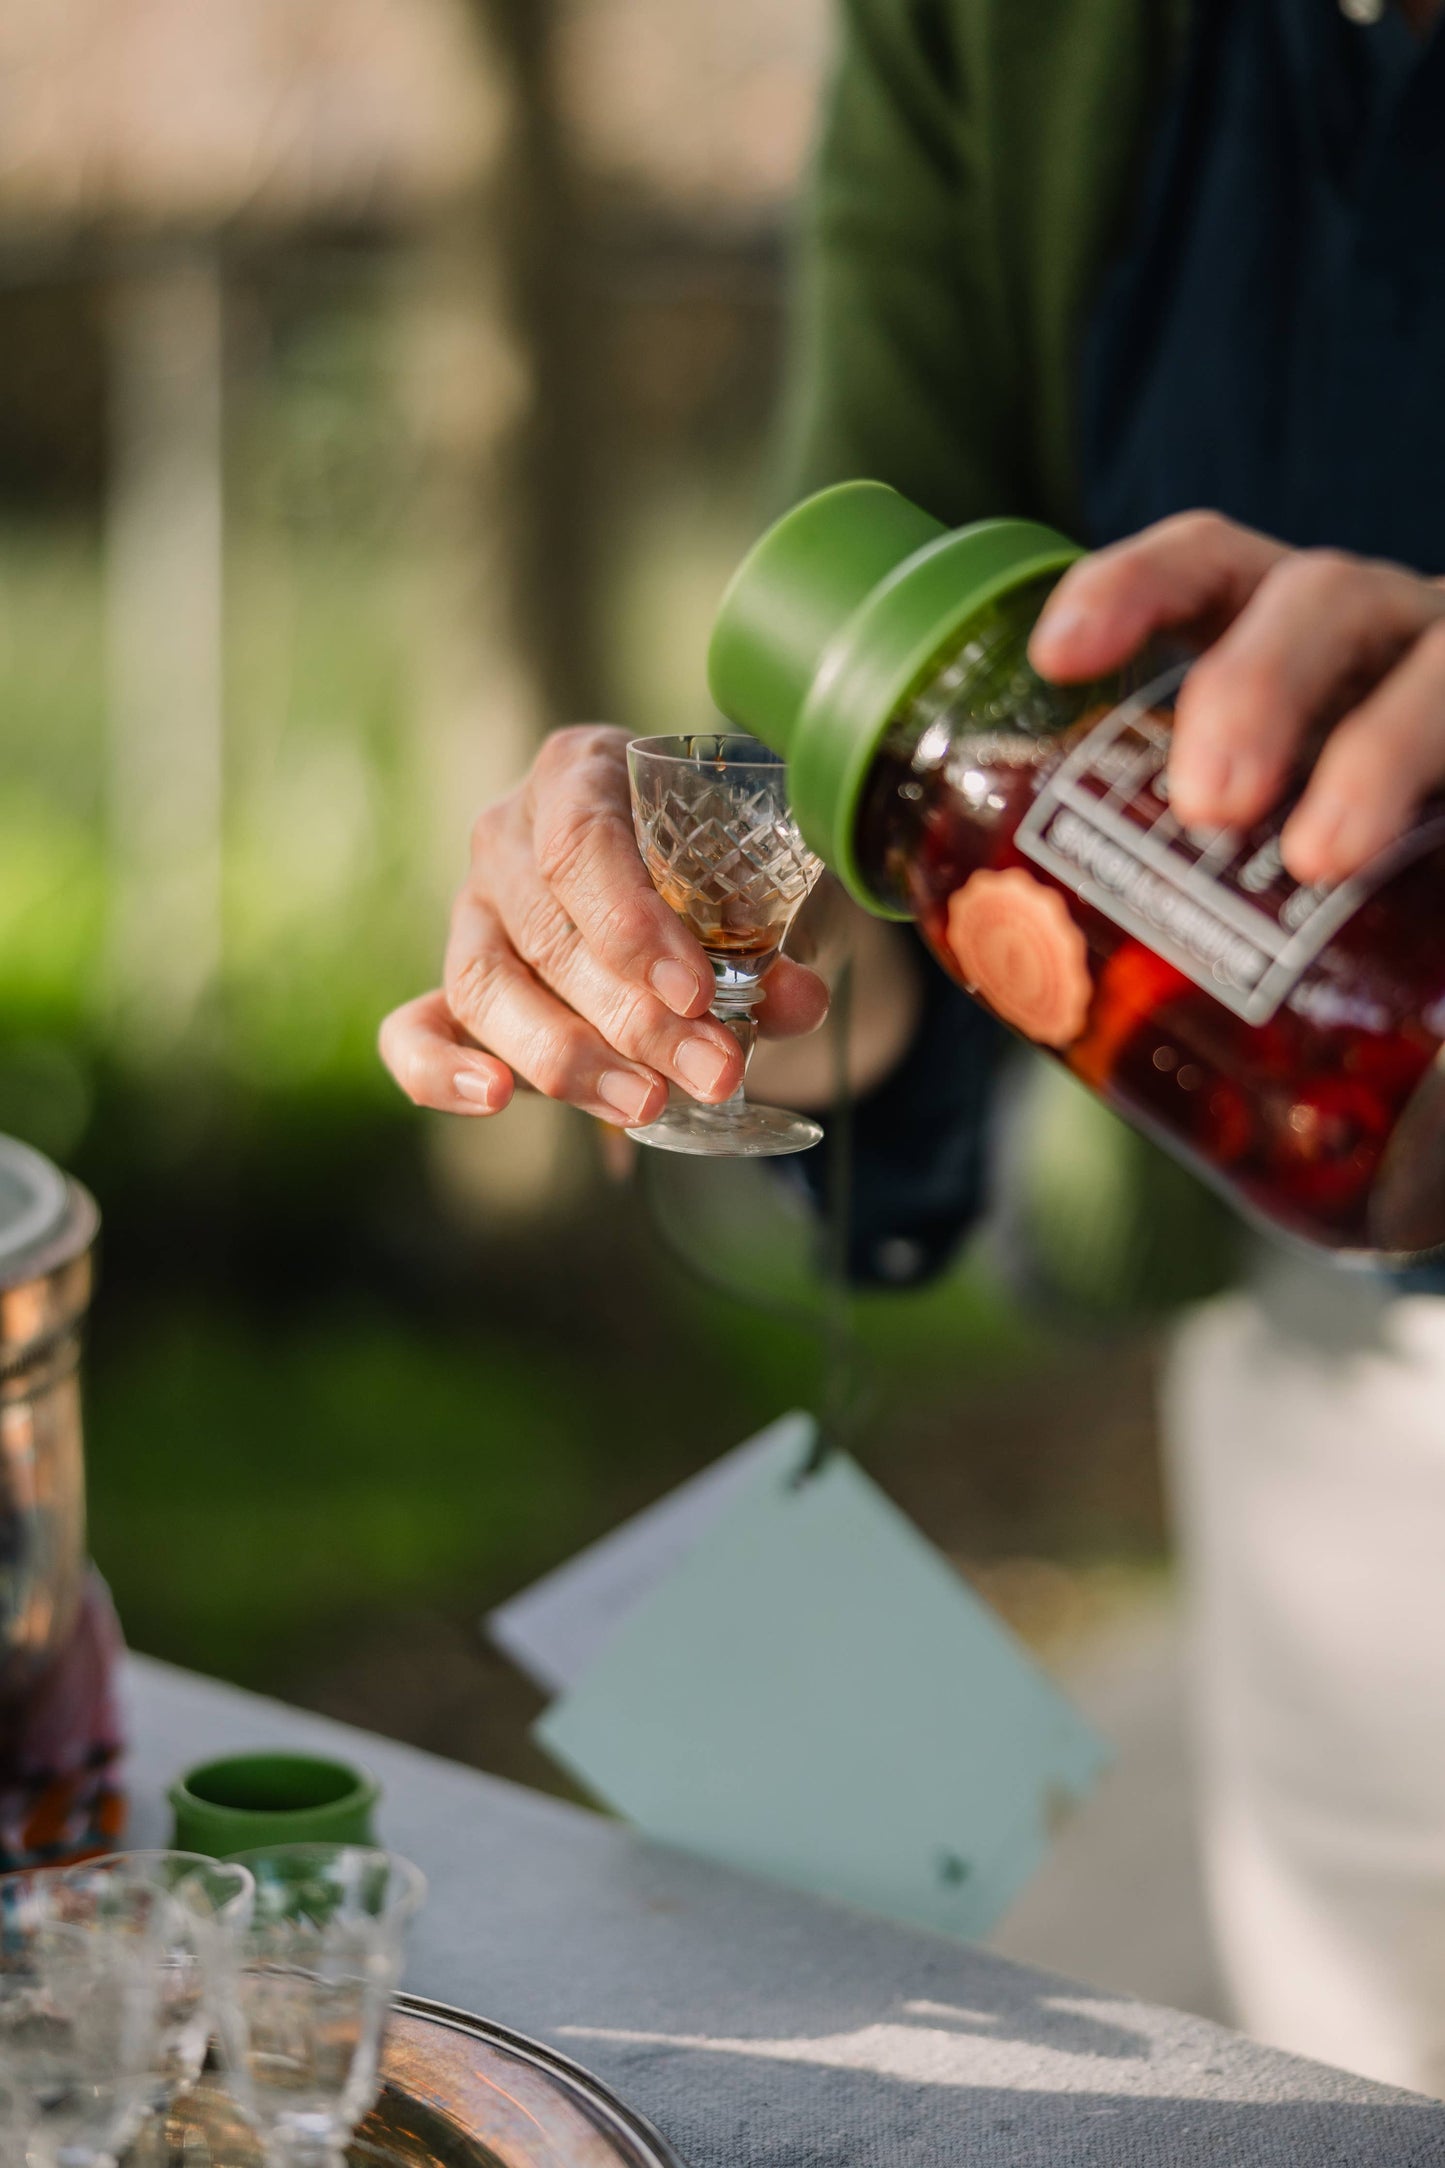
[[86, 1304, 609, 1681], [84, 1241, 1051, 1688]]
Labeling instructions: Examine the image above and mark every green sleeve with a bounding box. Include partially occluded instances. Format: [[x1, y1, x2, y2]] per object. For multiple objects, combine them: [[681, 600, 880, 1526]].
[[779, 0, 1183, 529], [778, 0, 1025, 525]]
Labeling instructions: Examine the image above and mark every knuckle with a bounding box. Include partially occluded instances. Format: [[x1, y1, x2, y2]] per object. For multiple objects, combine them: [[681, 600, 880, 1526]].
[[537, 722, 622, 782], [513, 889, 574, 980], [529, 1024, 581, 1102], [536, 803, 633, 896], [534, 803, 597, 891], [379, 1033, 424, 1105], [468, 800, 506, 864], [534, 725, 587, 779], [1268, 548, 1359, 607], [1155, 508, 1232, 553], [573, 720, 627, 759], [598, 983, 660, 1056], [378, 1011, 425, 1102], [604, 891, 665, 964], [402, 1048, 433, 1106], [447, 949, 500, 1033]]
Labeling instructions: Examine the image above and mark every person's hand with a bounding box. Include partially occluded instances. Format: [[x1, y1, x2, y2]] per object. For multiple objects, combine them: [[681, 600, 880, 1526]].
[[1029, 512, 1445, 887], [379, 725, 830, 1123]]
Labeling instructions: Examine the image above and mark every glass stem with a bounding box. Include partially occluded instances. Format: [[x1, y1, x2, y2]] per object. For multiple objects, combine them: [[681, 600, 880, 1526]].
[[711, 977, 762, 1115]]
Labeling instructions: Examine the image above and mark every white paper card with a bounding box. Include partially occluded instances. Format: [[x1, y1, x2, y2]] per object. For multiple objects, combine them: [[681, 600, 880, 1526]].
[[487, 1414, 814, 1694], [530, 1416, 1108, 1940]]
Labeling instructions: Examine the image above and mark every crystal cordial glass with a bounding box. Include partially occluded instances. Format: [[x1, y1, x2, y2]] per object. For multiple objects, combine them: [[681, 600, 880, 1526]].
[[628, 733, 824, 1156], [75, 1852, 254, 2166], [226, 1844, 426, 2168], [0, 1867, 167, 2168]]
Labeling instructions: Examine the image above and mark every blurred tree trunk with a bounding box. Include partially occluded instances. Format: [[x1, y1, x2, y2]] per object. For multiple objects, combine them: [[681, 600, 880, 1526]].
[[402, 0, 598, 872], [104, 246, 226, 1057], [471, 0, 599, 728]]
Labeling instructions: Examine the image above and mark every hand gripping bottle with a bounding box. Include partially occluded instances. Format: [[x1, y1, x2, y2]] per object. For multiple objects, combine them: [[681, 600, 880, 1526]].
[[708, 481, 1445, 1258]]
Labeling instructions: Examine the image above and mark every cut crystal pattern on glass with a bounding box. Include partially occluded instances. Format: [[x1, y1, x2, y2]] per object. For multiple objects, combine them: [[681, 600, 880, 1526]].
[[635, 787, 821, 963]]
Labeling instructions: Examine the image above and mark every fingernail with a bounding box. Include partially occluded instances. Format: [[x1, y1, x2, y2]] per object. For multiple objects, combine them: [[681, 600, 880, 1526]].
[[651, 959, 704, 1015], [675, 1037, 733, 1099], [1170, 744, 1232, 821], [598, 1070, 656, 1122], [455, 1069, 498, 1108], [1036, 601, 1087, 641], [1030, 604, 1087, 662], [1283, 799, 1351, 882]]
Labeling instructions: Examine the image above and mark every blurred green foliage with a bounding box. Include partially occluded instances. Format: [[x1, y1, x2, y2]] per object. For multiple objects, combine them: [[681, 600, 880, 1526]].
[[82, 1253, 1061, 1689], [87, 1304, 605, 1680]]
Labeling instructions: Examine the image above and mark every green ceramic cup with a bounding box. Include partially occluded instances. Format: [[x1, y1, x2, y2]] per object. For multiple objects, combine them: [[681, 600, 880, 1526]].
[[169, 1751, 380, 1858]]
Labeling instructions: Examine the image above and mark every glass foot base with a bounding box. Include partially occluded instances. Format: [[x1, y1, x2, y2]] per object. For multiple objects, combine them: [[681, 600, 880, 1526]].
[[627, 1099, 822, 1158]]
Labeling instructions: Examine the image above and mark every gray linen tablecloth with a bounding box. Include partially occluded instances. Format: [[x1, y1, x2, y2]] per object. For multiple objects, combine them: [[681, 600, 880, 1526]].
[[125, 1656, 1445, 2166]]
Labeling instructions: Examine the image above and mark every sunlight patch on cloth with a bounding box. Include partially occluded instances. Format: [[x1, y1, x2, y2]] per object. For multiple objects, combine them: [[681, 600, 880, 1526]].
[[558, 1997, 1341, 2102]]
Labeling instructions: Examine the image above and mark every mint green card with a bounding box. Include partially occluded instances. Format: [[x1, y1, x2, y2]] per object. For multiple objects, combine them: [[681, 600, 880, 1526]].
[[534, 1417, 1106, 1940]]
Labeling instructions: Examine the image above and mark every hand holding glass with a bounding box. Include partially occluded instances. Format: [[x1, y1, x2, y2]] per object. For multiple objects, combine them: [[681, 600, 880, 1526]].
[[627, 735, 824, 1155]]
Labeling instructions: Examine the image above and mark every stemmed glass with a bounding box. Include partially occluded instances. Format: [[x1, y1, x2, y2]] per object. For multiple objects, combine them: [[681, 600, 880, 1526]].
[[627, 734, 824, 1156], [0, 1867, 167, 2168], [74, 1853, 254, 2166], [225, 1845, 426, 2168]]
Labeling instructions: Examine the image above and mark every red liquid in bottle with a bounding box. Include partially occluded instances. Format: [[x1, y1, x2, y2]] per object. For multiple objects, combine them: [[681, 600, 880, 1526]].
[[859, 691, 1445, 1257]]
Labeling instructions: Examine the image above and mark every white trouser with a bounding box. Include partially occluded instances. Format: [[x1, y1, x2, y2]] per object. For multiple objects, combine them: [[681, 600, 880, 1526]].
[[1165, 1250, 1445, 2096]]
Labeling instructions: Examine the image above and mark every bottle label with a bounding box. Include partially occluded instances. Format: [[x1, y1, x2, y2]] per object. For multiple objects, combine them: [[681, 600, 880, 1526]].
[[1015, 671, 1445, 1026]]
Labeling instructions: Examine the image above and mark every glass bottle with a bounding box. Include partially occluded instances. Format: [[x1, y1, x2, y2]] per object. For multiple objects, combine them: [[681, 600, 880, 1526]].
[[708, 481, 1445, 1259]]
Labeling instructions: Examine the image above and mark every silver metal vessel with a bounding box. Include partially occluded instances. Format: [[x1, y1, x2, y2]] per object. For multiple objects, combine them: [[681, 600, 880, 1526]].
[[0, 1135, 100, 1707]]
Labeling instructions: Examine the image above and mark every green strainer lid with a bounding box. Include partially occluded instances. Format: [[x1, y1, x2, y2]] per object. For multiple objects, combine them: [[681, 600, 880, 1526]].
[[707, 481, 1081, 914]]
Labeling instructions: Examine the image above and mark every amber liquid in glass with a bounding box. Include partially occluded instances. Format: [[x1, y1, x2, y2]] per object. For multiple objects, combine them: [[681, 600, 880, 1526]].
[[641, 854, 794, 967], [858, 719, 1445, 1256]]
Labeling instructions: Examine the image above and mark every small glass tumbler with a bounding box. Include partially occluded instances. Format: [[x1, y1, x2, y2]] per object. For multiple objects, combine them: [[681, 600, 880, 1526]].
[[627, 734, 825, 1156], [225, 1845, 426, 2168], [75, 1852, 254, 2164], [0, 1868, 167, 2168]]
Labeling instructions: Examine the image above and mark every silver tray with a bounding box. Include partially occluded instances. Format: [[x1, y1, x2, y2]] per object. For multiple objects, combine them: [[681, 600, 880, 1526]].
[[143, 1994, 688, 2168]]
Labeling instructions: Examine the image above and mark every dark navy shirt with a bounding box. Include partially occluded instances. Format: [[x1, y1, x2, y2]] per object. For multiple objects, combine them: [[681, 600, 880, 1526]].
[[1082, 0, 1445, 561], [808, 0, 1445, 1288]]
